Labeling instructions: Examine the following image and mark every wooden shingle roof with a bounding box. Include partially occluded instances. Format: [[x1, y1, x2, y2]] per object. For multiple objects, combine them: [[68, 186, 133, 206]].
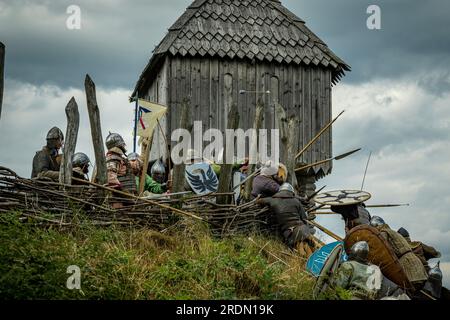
[[133, 0, 350, 97]]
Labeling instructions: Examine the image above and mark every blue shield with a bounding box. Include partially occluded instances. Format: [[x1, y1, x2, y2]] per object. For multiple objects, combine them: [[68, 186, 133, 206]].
[[185, 162, 219, 195], [306, 241, 348, 277]]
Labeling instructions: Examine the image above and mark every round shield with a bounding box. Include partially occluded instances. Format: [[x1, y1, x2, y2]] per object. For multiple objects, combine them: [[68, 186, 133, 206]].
[[313, 243, 343, 299], [185, 162, 219, 195], [313, 190, 371, 206]]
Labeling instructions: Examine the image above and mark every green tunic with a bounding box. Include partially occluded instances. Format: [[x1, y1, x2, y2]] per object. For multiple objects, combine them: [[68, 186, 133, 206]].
[[135, 174, 165, 194], [333, 260, 383, 300]]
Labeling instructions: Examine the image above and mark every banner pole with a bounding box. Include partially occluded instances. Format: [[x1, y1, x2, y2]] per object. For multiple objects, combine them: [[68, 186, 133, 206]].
[[133, 91, 139, 153]]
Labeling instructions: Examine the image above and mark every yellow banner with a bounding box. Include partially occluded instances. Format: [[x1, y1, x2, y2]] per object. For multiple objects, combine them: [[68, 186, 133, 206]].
[[136, 99, 167, 138]]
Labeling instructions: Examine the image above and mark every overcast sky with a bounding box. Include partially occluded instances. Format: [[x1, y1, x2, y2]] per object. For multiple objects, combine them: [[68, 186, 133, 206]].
[[1, 0, 449, 288]]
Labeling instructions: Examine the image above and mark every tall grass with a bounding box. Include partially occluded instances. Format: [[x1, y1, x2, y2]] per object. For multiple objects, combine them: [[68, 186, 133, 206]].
[[0, 211, 346, 300]]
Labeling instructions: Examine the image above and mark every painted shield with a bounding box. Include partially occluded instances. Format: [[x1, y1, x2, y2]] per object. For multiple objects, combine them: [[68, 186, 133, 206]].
[[306, 241, 348, 277], [313, 242, 344, 299], [185, 162, 219, 195], [313, 190, 371, 206]]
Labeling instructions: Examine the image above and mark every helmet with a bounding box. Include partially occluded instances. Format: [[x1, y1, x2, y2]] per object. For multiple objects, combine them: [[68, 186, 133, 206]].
[[151, 159, 166, 175], [397, 227, 410, 238], [151, 160, 166, 183], [106, 132, 126, 151], [279, 182, 294, 193], [429, 262, 443, 281], [370, 216, 386, 227], [72, 152, 90, 168], [46, 127, 64, 141], [423, 262, 443, 299], [127, 152, 140, 161], [348, 241, 369, 263]]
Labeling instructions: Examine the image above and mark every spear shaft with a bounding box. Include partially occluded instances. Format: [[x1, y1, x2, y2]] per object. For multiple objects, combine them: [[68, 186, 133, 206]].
[[295, 148, 360, 172], [295, 110, 345, 160]]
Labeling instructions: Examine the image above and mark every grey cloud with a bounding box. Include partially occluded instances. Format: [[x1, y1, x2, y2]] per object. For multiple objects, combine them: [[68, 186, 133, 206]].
[[0, 0, 190, 89], [284, 0, 450, 85], [1, 0, 450, 91]]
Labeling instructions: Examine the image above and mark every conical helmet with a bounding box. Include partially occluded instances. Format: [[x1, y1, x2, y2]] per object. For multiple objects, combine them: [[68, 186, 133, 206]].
[[348, 241, 369, 263], [46, 127, 64, 141], [72, 152, 90, 168], [106, 132, 126, 151]]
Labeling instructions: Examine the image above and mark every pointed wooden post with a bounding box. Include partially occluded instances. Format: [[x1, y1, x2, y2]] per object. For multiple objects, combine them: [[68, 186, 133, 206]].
[[243, 103, 263, 201], [286, 116, 300, 187], [172, 99, 191, 195], [0, 42, 5, 120], [59, 97, 79, 185], [139, 134, 154, 195], [84, 75, 107, 187], [275, 103, 300, 188], [275, 103, 288, 163], [217, 103, 240, 204]]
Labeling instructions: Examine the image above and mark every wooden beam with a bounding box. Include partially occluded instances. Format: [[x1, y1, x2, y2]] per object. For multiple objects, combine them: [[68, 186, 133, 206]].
[[0, 42, 4, 120], [84, 75, 107, 186], [171, 99, 190, 195], [217, 103, 240, 204], [139, 134, 153, 195], [243, 103, 263, 201], [59, 97, 79, 185]]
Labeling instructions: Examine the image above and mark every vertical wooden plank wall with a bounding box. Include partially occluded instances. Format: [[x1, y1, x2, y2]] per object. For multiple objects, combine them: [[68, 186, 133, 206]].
[[147, 57, 332, 176]]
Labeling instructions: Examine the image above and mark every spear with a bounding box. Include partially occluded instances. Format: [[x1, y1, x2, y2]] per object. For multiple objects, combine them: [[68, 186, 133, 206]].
[[295, 110, 345, 160], [308, 220, 343, 241], [295, 148, 361, 172], [232, 168, 261, 190], [306, 185, 327, 202]]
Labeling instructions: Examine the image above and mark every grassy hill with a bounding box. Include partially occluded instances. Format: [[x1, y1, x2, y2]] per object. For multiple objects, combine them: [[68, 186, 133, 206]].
[[0, 210, 348, 300]]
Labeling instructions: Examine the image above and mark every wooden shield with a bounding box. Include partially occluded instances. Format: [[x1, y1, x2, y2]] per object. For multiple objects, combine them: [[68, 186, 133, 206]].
[[314, 190, 371, 206], [344, 225, 414, 291]]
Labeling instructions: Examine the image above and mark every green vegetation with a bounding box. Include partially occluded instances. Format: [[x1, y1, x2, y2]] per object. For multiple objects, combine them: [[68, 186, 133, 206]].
[[0, 211, 348, 300]]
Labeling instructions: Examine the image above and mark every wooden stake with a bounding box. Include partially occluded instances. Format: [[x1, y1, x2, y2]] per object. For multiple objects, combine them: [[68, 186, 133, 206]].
[[286, 116, 300, 186], [157, 119, 171, 174], [217, 104, 240, 204], [243, 104, 264, 201], [59, 97, 79, 185], [139, 134, 154, 195], [84, 75, 107, 186], [172, 99, 190, 195]]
